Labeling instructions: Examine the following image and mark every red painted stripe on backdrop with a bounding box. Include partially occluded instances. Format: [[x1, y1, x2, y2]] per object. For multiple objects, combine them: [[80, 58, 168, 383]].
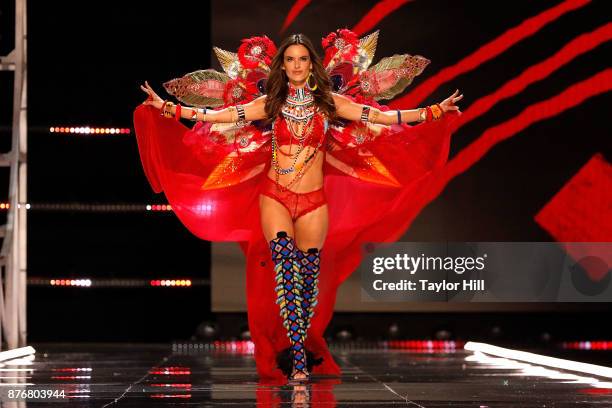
[[352, 0, 414, 36], [389, 0, 591, 109], [280, 0, 312, 34], [438, 70, 612, 196], [452, 23, 612, 132]]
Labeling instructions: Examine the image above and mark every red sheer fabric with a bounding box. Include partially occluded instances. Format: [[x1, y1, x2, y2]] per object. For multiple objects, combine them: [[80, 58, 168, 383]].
[[133, 104, 458, 380]]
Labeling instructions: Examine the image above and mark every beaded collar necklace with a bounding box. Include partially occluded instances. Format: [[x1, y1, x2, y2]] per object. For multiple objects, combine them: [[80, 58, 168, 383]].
[[282, 82, 316, 123]]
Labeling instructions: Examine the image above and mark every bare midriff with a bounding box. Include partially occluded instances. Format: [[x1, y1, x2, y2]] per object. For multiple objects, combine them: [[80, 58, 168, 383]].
[[267, 144, 325, 193]]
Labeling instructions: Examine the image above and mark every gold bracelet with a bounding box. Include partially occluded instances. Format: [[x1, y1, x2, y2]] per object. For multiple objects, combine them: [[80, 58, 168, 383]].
[[162, 102, 175, 118], [228, 106, 238, 122], [430, 104, 443, 120], [188, 107, 208, 122], [370, 109, 379, 124], [418, 107, 427, 122]]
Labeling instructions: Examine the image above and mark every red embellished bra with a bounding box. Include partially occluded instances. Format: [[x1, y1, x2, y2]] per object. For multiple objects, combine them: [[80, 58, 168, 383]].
[[273, 112, 328, 150], [273, 83, 329, 151]]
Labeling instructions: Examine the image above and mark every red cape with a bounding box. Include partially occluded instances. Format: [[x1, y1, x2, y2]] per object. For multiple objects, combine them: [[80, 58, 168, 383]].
[[133, 104, 458, 380]]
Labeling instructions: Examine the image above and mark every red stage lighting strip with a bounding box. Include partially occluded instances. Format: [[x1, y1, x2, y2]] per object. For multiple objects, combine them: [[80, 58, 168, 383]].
[[0, 203, 173, 212], [382, 340, 463, 350], [150, 279, 192, 287], [51, 376, 91, 380], [172, 340, 461, 353], [150, 394, 192, 399], [50, 279, 92, 287], [29, 278, 206, 288], [352, 0, 414, 36], [150, 384, 192, 388], [52, 368, 92, 372], [49, 126, 131, 135], [149, 367, 191, 375], [147, 204, 173, 212], [451, 23, 612, 133], [390, 0, 591, 109], [280, 0, 311, 33], [561, 341, 612, 350]]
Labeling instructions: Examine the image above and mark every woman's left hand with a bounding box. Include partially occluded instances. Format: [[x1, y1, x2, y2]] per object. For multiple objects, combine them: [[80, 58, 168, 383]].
[[439, 89, 464, 112]]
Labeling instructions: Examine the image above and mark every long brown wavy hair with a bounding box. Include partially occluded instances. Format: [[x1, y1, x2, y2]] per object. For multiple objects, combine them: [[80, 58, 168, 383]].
[[265, 33, 335, 124]]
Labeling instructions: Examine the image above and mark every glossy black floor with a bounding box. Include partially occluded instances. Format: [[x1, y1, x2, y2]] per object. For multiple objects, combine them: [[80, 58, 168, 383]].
[[1, 343, 611, 407]]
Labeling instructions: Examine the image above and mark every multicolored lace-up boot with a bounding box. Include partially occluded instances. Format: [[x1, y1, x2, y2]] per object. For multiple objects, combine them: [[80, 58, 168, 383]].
[[296, 247, 320, 332], [269, 231, 308, 380]]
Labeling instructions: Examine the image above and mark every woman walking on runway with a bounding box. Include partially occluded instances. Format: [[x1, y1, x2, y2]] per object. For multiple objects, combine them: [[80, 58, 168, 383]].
[[135, 30, 462, 381]]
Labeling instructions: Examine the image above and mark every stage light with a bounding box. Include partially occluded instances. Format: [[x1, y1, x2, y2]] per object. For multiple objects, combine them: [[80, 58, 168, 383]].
[[388, 323, 400, 338], [49, 279, 91, 287], [49, 126, 131, 135], [465, 342, 612, 379], [147, 204, 173, 212], [150, 383, 192, 388], [171, 341, 254, 355], [561, 341, 612, 350], [51, 376, 91, 380], [195, 321, 219, 340], [490, 325, 502, 338], [240, 326, 251, 340], [52, 368, 92, 372], [149, 367, 191, 375], [151, 394, 191, 399], [335, 329, 353, 341], [151, 279, 192, 287], [434, 329, 452, 340], [35, 277, 200, 288], [10, 202, 174, 213]]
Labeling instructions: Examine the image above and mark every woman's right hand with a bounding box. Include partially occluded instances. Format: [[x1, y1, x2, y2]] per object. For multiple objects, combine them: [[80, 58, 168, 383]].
[[140, 81, 164, 110]]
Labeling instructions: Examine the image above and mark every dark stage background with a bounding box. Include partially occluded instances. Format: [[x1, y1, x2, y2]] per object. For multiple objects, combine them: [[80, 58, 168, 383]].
[[0, 0, 609, 342]]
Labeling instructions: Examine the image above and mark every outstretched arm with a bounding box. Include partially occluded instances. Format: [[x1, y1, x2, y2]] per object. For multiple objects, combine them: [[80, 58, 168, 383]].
[[140, 81, 267, 122], [332, 90, 463, 125]]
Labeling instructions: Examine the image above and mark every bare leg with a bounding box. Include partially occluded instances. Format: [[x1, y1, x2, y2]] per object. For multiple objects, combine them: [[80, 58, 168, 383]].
[[294, 204, 328, 252], [260, 195, 294, 241]]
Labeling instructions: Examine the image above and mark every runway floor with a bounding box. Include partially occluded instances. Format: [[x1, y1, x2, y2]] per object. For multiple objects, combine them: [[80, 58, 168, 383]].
[[1, 342, 611, 407]]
